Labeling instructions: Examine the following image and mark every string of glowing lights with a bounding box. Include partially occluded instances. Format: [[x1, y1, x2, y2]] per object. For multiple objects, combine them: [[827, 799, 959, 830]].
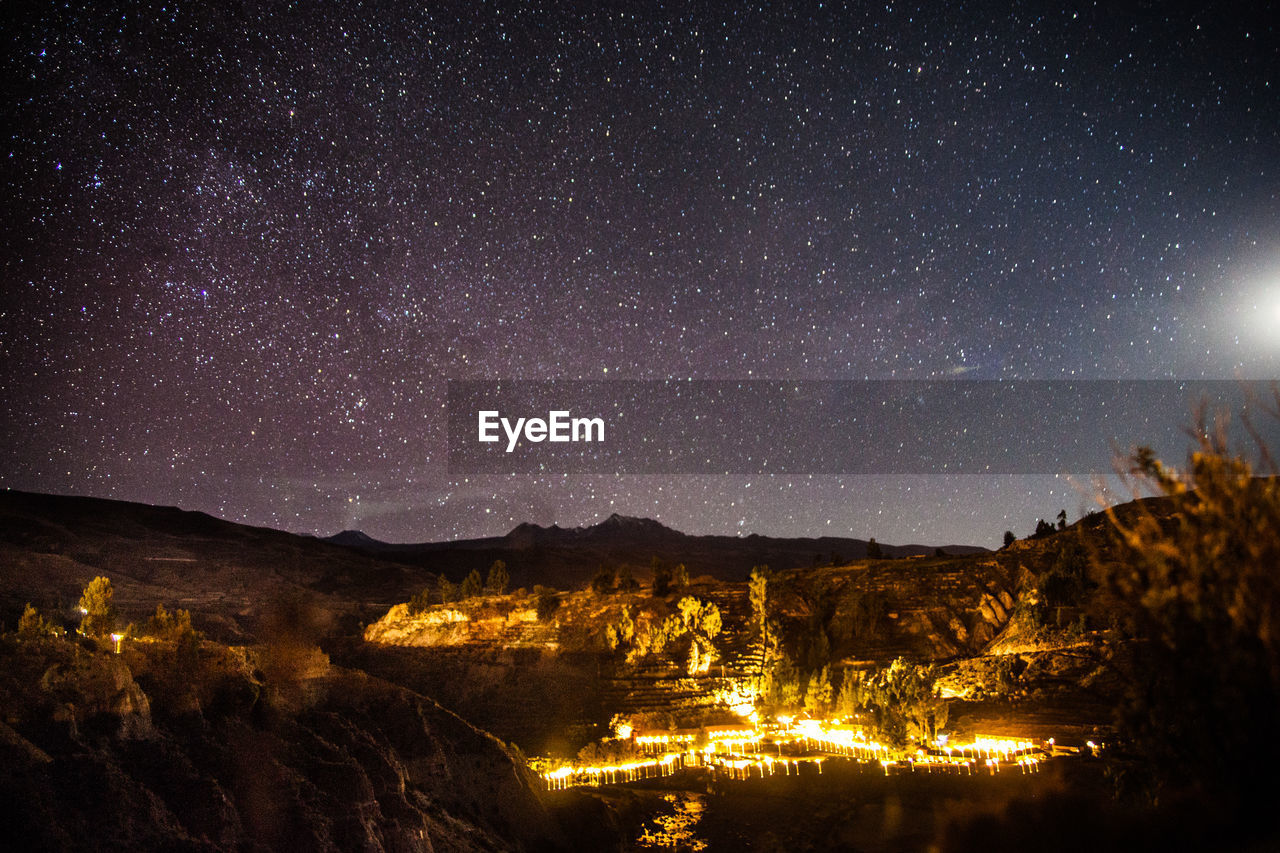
[[536, 719, 1050, 789]]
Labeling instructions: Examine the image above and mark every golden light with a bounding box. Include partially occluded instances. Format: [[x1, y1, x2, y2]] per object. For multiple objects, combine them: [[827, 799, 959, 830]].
[[535, 718, 1051, 790], [796, 719, 823, 739]]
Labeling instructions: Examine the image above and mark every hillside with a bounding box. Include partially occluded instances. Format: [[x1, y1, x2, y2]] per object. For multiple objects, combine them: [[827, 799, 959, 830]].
[[0, 628, 584, 851], [0, 491, 986, 640], [3, 484, 1273, 850], [0, 490, 437, 640], [324, 511, 989, 590], [349, 516, 1118, 755]]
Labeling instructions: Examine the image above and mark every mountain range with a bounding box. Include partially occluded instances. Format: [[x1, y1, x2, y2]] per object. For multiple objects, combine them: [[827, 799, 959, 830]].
[[323, 511, 989, 589], [0, 490, 985, 637]]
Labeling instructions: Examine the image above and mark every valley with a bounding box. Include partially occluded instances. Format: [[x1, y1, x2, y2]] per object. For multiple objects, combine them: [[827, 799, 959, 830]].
[[0, 476, 1274, 851]]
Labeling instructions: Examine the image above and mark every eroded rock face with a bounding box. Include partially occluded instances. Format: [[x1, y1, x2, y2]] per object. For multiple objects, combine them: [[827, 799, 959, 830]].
[[365, 602, 552, 649], [0, 637, 571, 852]]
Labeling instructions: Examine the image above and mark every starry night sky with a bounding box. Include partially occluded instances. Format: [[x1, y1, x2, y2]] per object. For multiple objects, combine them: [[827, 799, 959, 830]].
[[3, 2, 1277, 548]]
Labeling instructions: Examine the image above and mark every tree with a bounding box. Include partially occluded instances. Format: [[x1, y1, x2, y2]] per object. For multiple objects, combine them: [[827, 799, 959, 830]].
[[854, 657, 948, 747], [534, 586, 561, 622], [18, 603, 60, 639], [804, 665, 834, 715], [145, 604, 201, 673], [1102, 412, 1280, 809], [699, 601, 722, 639], [606, 606, 637, 652], [687, 637, 712, 675], [460, 569, 484, 599], [651, 563, 673, 597], [677, 595, 702, 631], [673, 595, 723, 673], [672, 563, 690, 588], [1056, 508, 1068, 530], [803, 629, 831, 672], [590, 566, 616, 595], [1038, 540, 1087, 618], [408, 587, 432, 614], [437, 575, 458, 604], [486, 559, 510, 594], [1002, 530, 1016, 549], [749, 565, 773, 678], [866, 538, 883, 559], [616, 565, 639, 592], [144, 603, 197, 641], [835, 670, 862, 717], [78, 576, 115, 637], [619, 606, 636, 643], [761, 654, 803, 711]]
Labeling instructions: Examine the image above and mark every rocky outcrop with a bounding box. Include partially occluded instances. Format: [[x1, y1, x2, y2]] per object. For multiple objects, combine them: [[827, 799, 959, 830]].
[[0, 635, 575, 852], [365, 601, 558, 649]]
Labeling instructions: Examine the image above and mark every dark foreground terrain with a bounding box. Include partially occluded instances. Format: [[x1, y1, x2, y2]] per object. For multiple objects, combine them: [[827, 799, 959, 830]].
[[3, 483, 1279, 851], [0, 630, 596, 851]]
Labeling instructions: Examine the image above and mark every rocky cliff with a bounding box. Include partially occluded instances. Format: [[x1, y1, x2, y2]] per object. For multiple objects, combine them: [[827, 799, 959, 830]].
[[0, 633, 573, 852]]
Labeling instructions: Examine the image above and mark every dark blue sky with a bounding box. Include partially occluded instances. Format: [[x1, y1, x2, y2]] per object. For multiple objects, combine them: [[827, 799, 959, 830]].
[[3, 2, 1277, 547]]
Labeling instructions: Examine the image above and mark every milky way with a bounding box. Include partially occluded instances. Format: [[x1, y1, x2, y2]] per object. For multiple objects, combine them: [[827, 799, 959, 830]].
[[2, 2, 1277, 547]]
